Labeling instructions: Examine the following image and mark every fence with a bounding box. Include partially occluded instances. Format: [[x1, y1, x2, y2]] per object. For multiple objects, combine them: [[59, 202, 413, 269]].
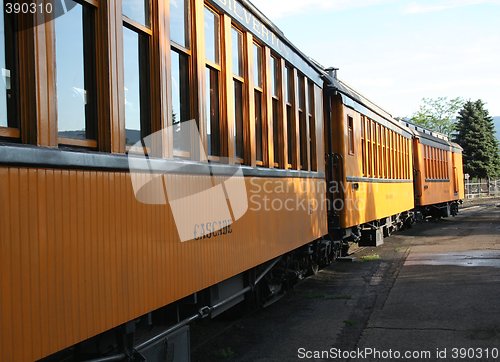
[[464, 179, 500, 199]]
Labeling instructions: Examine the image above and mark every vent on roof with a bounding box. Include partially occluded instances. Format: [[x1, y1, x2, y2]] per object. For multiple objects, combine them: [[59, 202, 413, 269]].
[[326, 67, 339, 80]]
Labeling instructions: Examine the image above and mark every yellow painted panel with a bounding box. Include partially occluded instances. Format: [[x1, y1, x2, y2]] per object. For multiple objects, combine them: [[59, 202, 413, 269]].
[[0, 167, 327, 361], [341, 181, 415, 228]]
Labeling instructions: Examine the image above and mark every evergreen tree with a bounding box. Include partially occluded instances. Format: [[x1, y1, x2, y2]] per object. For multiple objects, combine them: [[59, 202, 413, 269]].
[[453, 100, 500, 179]]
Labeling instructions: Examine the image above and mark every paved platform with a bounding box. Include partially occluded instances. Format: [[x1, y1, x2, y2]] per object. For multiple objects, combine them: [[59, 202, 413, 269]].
[[192, 199, 500, 361]]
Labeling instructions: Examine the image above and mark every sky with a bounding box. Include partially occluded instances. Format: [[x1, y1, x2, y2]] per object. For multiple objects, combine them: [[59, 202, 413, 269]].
[[251, 0, 500, 118]]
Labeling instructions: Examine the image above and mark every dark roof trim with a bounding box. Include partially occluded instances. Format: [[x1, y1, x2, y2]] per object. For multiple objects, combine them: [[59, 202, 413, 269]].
[[337, 93, 413, 138], [327, 78, 412, 138], [415, 133, 463, 153], [0, 144, 325, 179]]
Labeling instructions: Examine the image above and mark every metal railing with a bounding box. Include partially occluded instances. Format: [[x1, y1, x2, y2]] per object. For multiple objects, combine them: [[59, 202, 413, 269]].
[[465, 179, 500, 199]]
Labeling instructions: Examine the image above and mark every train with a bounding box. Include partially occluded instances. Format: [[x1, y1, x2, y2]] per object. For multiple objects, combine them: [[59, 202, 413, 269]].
[[0, 0, 464, 361]]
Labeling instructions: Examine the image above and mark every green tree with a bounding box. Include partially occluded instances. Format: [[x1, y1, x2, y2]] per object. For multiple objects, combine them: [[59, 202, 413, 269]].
[[411, 97, 464, 137], [453, 100, 500, 179]]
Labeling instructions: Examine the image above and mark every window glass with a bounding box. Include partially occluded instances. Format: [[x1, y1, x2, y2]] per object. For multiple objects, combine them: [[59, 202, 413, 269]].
[[206, 67, 220, 156], [271, 57, 280, 97], [171, 50, 190, 152], [287, 105, 294, 165], [231, 27, 243, 77], [170, 0, 189, 48], [253, 43, 262, 88], [255, 91, 263, 162], [0, 2, 16, 129], [123, 27, 142, 145], [55, 1, 95, 140], [204, 7, 219, 64], [122, 0, 150, 27], [273, 98, 280, 164], [234, 81, 244, 159]]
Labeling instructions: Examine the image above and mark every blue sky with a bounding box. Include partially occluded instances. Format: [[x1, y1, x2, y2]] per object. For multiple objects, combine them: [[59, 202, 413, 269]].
[[252, 0, 500, 117]]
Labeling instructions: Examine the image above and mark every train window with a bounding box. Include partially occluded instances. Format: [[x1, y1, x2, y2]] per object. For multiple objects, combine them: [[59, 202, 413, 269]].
[[253, 43, 265, 164], [361, 117, 366, 176], [231, 27, 245, 161], [204, 7, 221, 157], [366, 119, 372, 177], [0, 2, 18, 138], [377, 124, 382, 177], [231, 27, 244, 77], [123, 0, 150, 28], [171, 51, 191, 154], [297, 74, 307, 170], [204, 7, 220, 65], [271, 56, 282, 168], [285, 66, 295, 168], [347, 116, 354, 155], [171, 0, 192, 155], [308, 81, 317, 171], [372, 121, 377, 178], [122, 26, 151, 147], [384, 128, 389, 178], [55, 0, 97, 147], [170, 0, 190, 48]]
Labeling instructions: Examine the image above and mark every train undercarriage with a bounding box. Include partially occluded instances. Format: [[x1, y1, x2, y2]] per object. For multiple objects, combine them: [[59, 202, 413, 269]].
[[41, 238, 342, 362]]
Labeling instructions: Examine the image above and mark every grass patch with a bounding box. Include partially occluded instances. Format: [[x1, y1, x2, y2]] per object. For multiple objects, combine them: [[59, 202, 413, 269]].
[[213, 347, 236, 360], [360, 254, 381, 262], [343, 320, 356, 327]]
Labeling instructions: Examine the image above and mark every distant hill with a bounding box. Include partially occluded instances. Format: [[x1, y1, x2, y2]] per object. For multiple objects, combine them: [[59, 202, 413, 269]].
[[495, 116, 500, 142]]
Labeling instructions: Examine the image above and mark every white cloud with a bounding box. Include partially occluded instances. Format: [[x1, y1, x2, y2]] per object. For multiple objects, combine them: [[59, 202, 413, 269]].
[[404, 0, 500, 14]]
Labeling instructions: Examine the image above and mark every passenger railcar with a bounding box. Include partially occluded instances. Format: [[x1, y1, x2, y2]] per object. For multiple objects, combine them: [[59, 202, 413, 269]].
[[407, 122, 465, 218], [0, 0, 466, 361], [325, 72, 415, 248], [0, 0, 330, 361]]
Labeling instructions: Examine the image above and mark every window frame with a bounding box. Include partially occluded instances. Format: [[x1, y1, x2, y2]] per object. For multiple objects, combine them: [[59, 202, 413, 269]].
[[203, 4, 224, 160], [230, 25, 246, 164], [270, 54, 282, 168], [55, 0, 99, 149], [252, 41, 266, 166], [0, 2, 21, 140], [170, 0, 194, 159], [122, 0, 153, 150], [347, 115, 354, 156]]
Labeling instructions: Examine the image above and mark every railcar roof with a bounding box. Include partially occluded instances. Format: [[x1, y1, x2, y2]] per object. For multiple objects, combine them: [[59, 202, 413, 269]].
[[326, 76, 412, 136], [403, 121, 463, 152]]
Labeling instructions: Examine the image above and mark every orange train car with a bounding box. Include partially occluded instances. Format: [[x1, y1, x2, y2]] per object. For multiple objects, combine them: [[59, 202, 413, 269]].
[[324, 72, 415, 248], [407, 123, 465, 218], [0, 0, 331, 360], [0, 0, 467, 359]]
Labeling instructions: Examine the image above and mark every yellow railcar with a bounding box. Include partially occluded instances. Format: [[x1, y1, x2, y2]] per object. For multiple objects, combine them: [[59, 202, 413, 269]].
[[409, 124, 465, 217], [325, 74, 415, 247], [0, 0, 331, 360]]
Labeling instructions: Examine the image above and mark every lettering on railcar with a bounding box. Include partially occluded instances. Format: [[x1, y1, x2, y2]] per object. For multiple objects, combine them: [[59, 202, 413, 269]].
[[194, 219, 234, 240], [214, 0, 290, 57]]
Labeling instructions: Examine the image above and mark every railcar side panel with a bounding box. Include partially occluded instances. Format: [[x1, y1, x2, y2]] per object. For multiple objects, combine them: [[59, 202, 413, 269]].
[[330, 96, 415, 228], [0, 167, 327, 361], [413, 139, 463, 206]]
